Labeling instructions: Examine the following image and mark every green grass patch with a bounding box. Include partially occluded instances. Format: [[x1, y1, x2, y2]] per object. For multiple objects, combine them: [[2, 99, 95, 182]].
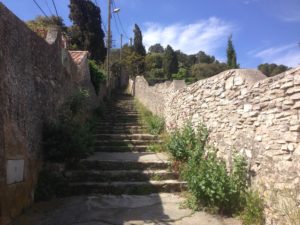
[[134, 100, 165, 135]]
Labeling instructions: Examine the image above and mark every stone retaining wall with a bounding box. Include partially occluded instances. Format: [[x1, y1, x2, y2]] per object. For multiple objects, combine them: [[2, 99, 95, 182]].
[[0, 4, 105, 224], [133, 68, 300, 224]]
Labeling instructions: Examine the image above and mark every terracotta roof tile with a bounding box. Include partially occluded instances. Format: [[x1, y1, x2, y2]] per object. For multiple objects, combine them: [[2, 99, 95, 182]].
[[69, 51, 89, 65]]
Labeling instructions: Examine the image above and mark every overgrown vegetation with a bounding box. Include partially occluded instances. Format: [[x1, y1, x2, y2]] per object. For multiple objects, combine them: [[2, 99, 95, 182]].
[[34, 169, 68, 201], [89, 60, 106, 95], [165, 122, 264, 224], [43, 89, 95, 164], [240, 190, 265, 225], [36, 89, 97, 202], [134, 100, 165, 135]]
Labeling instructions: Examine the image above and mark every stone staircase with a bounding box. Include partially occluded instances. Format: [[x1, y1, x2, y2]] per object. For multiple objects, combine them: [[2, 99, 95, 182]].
[[66, 94, 185, 195]]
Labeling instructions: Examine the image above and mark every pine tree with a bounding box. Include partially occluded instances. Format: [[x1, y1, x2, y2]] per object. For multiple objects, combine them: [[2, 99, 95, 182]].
[[226, 35, 239, 69], [163, 45, 179, 80], [133, 24, 146, 56], [69, 0, 106, 62]]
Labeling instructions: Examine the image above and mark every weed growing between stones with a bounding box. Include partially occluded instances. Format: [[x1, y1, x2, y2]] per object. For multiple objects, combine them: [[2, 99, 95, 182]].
[[165, 122, 264, 223], [134, 100, 165, 135], [240, 190, 264, 225]]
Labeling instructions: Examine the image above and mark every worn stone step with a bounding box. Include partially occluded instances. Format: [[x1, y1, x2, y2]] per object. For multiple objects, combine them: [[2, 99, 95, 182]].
[[95, 122, 141, 126], [78, 152, 170, 170], [94, 134, 158, 141], [94, 145, 149, 152], [66, 169, 179, 182], [69, 180, 186, 195], [94, 125, 145, 130], [95, 139, 158, 146], [94, 129, 145, 134]]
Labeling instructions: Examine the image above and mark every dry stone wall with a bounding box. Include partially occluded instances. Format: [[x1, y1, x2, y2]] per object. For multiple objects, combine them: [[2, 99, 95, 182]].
[[0, 4, 104, 224], [134, 68, 300, 225], [134, 76, 186, 116]]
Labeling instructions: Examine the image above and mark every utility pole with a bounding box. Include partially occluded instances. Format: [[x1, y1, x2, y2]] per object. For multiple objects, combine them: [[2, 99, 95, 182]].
[[119, 34, 123, 87], [120, 34, 123, 61], [130, 37, 132, 47], [107, 0, 112, 90]]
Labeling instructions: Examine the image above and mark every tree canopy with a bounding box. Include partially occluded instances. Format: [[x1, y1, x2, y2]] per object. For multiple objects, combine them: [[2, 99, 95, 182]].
[[148, 43, 164, 54], [133, 24, 146, 56], [69, 0, 106, 62], [27, 16, 67, 37], [258, 63, 289, 77], [163, 45, 179, 80], [226, 35, 239, 69]]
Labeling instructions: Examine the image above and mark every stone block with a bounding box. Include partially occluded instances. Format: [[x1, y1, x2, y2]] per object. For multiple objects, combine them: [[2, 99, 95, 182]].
[[6, 159, 25, 184], [286, 87, 300, 94], [290, 93, 300, 100], [292, 101, 300, 109], [285, 132, 300, 142], [225, 77, 234, 90], [280, 82, 293, 89], [244, 104, 252, 112], [234, 76, 244, 86]]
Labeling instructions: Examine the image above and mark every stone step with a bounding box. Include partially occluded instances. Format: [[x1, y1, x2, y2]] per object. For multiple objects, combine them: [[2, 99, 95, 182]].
[[95, 122, 141, 126], [94, 145, 149, 152], [94, 134, 158, 141], [94, 125, 145, 130], [94, 129, 145, 134], [66, 169, 179, 182], [78, 152, 170, 170], [95, 139, 159, 146], [69, 180, 186, 195]]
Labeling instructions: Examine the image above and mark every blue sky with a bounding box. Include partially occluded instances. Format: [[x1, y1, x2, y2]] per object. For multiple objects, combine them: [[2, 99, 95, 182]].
[[1, 0, 300, 68]]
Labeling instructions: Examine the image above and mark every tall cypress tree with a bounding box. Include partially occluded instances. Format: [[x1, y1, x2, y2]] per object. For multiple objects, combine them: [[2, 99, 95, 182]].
[[226, 35, 239, 69], [163, 45, 179, 80], [133, 24, 146, 56], [69, 0, 106, 62]]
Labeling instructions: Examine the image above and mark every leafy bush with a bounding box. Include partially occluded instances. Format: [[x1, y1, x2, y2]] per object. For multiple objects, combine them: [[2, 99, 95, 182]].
[[240, 190, 265, 225], [43, 119, 94, 164], [43, 89, 95, 164], [34, 169, 68, 202], [134, 100, 165, 135], [165, 122, 259, 216], [166, 123, 208, 162], [89, 60, 106, 95], [182, 151, 248, 215]]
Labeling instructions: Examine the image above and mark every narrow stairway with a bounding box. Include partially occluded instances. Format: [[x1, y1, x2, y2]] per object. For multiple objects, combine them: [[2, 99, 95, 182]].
[[66, 94, 186, 195]]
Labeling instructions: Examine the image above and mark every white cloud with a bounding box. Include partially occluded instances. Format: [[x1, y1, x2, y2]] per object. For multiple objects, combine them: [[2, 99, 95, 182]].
[[281, 15, 300, 22], [253, 44, 300, 67], [142, 17, 234, 55], [243, 0, 259, 5]]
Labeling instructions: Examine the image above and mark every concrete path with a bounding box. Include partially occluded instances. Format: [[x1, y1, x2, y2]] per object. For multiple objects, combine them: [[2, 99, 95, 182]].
[[12, 194, 242, 225]]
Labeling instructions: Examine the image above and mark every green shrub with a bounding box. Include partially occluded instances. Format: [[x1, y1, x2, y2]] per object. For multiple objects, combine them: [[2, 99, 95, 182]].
[[182, 151, 248, 215], [166, 123, 208, 162], [89, 60, 106, 95], [43, 119, 94, 164], [240, 190, 265, 225], [34, 169, 68, 202], [43, 89, 95, 164]]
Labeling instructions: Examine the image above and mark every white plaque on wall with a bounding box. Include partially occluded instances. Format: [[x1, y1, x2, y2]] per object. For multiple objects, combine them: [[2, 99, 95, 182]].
[[6, 160, 25, 184]]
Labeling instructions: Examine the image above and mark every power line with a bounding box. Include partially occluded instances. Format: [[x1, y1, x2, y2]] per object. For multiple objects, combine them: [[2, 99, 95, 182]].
[[112, 0, 130, 40], [93, 0, 108, 36], [112, 12, 121, 36], [51, 0, 59, 18], [44, 0, 54, 16], [33, 0, 49, 18]]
